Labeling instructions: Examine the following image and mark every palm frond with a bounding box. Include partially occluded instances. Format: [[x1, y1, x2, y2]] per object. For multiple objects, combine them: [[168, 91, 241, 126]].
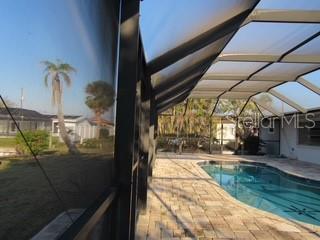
[[41, 60, 58, 73], [41, 60, 54, 66], [59, 63, 77, 74], [59, 72, 72, 87], [44, 73, 50, 87]]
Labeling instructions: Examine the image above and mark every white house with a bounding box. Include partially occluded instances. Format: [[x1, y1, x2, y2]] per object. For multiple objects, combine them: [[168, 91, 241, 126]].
[[213, 119, 236, 143], [51, 116, 99, 143], [260, 111, 320, 163], [89, 117, 115, 136]]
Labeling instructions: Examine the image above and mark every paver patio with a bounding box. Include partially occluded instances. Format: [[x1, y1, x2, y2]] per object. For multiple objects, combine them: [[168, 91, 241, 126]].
[[135, 153, 320, 240]]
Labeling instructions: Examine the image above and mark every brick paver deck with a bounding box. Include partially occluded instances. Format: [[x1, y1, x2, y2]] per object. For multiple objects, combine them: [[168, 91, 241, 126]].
[[135, 153, 320, 240]]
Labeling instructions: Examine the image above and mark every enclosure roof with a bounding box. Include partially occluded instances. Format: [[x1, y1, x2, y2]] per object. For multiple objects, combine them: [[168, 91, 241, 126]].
[[140, 0, 320, 116]]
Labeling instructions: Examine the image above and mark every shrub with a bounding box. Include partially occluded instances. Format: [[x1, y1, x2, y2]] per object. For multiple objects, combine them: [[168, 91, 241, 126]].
[[16, 130, 49, 156], [244, 135, 260, 155], [51, 136, 60, 146], [81, 139, 101, 148]]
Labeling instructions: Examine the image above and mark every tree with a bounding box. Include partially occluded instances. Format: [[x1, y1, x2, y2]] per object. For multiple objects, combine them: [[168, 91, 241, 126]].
[[0, 97, 15, 108], [85, 80, 114, 126], [41, 60, 79, 154]]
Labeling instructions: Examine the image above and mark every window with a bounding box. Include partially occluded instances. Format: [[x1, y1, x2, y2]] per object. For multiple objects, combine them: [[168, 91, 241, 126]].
[[10, 122, 19, 132], [53, 122, 59, 133], [298, 121, 320, 146], [0, 120, 7, 134], [268, 127, 274, 134]]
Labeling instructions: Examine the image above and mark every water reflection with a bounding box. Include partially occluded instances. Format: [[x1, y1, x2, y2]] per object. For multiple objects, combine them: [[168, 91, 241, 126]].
[[0, 0, 118, 239]]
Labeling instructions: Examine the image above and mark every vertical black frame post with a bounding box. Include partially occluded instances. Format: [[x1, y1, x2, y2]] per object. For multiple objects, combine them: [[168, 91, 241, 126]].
[[138, 71, 151, 211], [209, 118, 212, 154], [235, 117, 239, 154], [148, 95, 157, 178], [220, 118, 224, 153], [130, 78, 141, 238], [113, 0, 140, 239]]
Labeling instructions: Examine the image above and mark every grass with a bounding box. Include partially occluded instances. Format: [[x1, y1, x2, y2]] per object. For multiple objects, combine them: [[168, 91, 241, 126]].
[[0, 149, 114, 239], [0, 137, 16, 148]]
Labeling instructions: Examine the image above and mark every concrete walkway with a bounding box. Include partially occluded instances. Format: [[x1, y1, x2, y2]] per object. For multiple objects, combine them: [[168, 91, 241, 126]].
[[135, 153, 320, 240]]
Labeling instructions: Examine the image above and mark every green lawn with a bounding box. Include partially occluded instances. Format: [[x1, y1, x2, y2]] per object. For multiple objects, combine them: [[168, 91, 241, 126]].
[[0, 138, 16, 148], [0, 151, 114, 239]]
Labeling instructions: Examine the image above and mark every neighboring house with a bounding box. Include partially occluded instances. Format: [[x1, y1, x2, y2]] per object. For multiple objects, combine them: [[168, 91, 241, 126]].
[[213, 119, 236, 143], [51, 116, 99, 143], [0, 107, 99, 143], [0, 107, 51, 136], [90, 117, 115, 136]]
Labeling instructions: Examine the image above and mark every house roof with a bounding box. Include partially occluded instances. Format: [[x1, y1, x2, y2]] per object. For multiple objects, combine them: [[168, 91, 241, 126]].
[[0, 107, 51, 121], [89, 117, 114, 126], [46, 114, 82, 120], [0, 107, 84, 122]]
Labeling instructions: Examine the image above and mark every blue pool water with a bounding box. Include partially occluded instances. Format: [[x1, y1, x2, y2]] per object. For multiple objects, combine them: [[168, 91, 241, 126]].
[[202, 162, 320, 226]]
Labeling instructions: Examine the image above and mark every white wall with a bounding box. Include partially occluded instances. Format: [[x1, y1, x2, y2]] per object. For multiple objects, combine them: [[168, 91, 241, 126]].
[[280, 120, 320, 164], [51, 118, 98, 143], [215, 123, 235, 141], [76, 120, 98, 140]]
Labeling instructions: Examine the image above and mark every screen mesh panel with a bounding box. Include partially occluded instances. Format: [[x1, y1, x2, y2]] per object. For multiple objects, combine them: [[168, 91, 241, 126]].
[[194, 80, 240, 91], [284, 36, 320, 63], [222, 22, 320, 58], [302, 69, 320, 88], [256, 0, 320, 11], [233, 81, 279, 92], [253, 92, 296, 114], [251, 63, 320, 81], [221, 91, 255, 99], [140, 0, 255, 61], [273, 82, 320, 110], [206, 61, 268, 79]]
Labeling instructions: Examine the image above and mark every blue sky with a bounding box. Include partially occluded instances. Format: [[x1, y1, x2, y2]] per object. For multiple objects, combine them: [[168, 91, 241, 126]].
[[0, 0, 116, 119], [1, 0, 320, 118]]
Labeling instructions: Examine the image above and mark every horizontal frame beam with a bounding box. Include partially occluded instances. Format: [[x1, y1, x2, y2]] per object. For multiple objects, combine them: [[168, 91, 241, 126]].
[[251, 98, 282, 117], [269, 89, 307, 113], [254, 102, 265, 117], [297, 77, 320, 95], [210, 98, 220, 117], [153, 54, 216, 94], [155, 72, 203, 101], [217, 54, 320, 64], [156, 86, 193, 110], [157, 91, 191, 114], [242, 9, 320, 26], [74, 191, 117, 240]]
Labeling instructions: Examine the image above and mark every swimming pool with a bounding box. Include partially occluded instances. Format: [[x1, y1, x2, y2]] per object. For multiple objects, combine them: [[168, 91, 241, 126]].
[[202, 162, 320, 226]]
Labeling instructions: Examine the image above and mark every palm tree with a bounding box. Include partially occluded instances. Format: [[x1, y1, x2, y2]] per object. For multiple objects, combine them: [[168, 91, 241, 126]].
[[85, 80, 114, 126], [41, 60, 78, 154]]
